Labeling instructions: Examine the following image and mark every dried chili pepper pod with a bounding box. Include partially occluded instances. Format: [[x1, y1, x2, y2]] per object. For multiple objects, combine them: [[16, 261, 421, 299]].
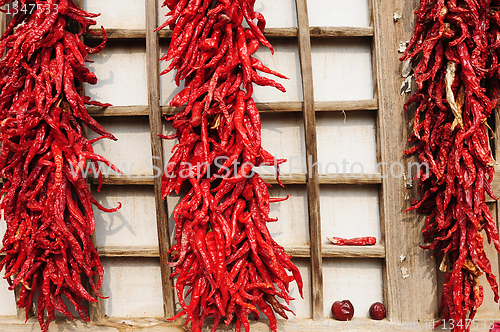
[[157, 0, 302, 331], [403, 1, 500, 330], [0, 1, 120, 331]]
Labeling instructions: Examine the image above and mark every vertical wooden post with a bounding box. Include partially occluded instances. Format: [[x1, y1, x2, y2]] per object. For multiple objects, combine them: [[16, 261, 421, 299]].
[[294, 0, 323, 320], [372, 0, 438, 323], [145, 0, 176, 318]]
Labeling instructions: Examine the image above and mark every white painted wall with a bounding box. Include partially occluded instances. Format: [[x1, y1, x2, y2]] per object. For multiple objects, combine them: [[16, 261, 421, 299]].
[[0, 280, 16, 317]]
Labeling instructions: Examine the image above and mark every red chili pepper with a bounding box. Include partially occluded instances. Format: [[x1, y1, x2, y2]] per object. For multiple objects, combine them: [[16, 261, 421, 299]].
[[404, 1, 500, 330], [158, 0, 301, 331], [327, 236, 377, 246], [0, 2, 120, 331]]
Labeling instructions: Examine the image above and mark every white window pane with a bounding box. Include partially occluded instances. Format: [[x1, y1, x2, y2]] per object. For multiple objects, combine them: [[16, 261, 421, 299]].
[[308, 0, 370, 27], [323, 258, 383, 318], [320, 186, 380, 245], [101, 258, 163, 317], [312, 39, 373, 102], [87, 43, 148, 107]]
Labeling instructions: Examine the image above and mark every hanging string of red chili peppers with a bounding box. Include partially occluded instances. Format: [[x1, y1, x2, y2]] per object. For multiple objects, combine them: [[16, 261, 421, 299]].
[[158, 0, 303, 331], [402, 1, 500, 329], [0, 1, 120, 331]]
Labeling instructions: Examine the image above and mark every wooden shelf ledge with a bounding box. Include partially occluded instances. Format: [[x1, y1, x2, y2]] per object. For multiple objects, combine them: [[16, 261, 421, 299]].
[[88, 173, 382, 186], [88, 175, 155, 186], [0, 246, 386, 259], [96, 246, 160, 258], [86, 99, 378, 117], [286, 244, 386, 259], [85, 26, 374, 41], [262, 173, 382, 185], [4, 316, 500, 331], [309, 26, 374, 38], [86, 105, 150, 117], [92, 244, 386, 259]]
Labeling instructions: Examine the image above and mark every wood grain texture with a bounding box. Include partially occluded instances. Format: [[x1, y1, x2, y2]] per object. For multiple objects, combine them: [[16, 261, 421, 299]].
[[88, 175, 156, 186], [87, 99, 378, 117], [309, 26, 374, 38], [262, 173, 383, 185], [87, 105, 150, 117], [85, 27, 374, 41], [145, 0, 175, 318], [0, 317, 185, 332], [3, 316, 500, 332], [286, 245, 386, 259], [5, 316, 500, 332], [372, 0, 439, 323], [96, 246, 161, 258], [87, 173, 382, 186], [86, 28, 148, 40], [95, 245, 387, 259], [314, 99, 378, 112], [295, 0, 323, 321]]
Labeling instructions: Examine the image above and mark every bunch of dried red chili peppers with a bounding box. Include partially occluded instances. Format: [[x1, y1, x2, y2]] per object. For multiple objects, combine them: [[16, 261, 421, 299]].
[[0, 1, 119, 331], [158, 0, 303, 331], [403, 0, 500, 330]]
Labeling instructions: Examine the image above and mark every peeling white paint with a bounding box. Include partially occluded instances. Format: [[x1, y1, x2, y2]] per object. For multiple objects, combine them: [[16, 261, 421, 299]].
[[398, 41, 409, 53], [401, 267, 410, 279], [400, 75, 413, 95]]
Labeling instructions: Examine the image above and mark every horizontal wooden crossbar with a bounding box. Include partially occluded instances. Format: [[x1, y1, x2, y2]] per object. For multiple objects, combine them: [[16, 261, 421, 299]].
[[288, 244, 385, 258], [85, 26, 374, 41], [88, 173, 383, 186], [91, 244, 385, 259], [86, 99, 378, 117]]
